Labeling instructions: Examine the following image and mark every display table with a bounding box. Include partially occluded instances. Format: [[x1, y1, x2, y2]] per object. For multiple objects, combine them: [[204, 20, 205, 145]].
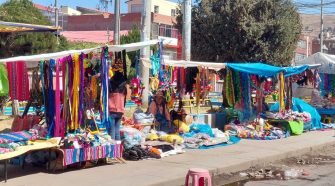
[[0, 138, 61, 182], [56, 144, 123, 166]]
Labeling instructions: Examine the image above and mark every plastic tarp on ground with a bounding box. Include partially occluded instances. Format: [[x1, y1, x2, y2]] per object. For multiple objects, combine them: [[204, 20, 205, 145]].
[[295, 52, 335, 74], [226, 63, 284, 77], [270, 97, 322, 129]]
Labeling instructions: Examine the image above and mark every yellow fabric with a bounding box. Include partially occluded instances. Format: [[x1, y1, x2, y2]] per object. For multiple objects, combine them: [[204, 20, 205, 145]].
[[149, 77, 159, 91], [160, 134, 183, 144], [173, 120, 190, 133], [279, 72, 285, 113], [91, 76, 98, 100], [0, 137, 61, 160], [71, 54, 80, 130], [146, 133, 159, 141]]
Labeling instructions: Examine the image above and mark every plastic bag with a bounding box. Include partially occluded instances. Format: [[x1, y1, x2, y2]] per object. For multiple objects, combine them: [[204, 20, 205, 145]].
[[120, 126, 142, 149], [173, 120, 190, 133], [133, 109, 154, 124], [0, 64, 9, 96], [160, 134, 183, 144], [189, 124, 214, 137]]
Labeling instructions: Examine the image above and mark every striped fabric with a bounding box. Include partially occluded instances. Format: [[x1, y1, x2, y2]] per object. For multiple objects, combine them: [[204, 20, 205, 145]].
[[61, 144, 123, 166]]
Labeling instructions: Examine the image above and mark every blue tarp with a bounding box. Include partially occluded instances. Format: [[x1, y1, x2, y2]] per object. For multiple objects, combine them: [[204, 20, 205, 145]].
[[270, 97, 322, 129], [226, 63, 284, 77], [283, 65, 309, 77]]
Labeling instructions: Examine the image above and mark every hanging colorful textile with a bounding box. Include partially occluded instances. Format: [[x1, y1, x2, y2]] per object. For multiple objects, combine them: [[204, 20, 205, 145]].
[[54, 59, 61, 137], [71, 54, 80, 131], [130, 77, 144, 106], [241, 72, 252, 120], [232, 70, 242, 104], [78, 53, 85, 128], [225, 68, 235, 107], [46, 60, 56, 137], [101, 47, 110, 129], [0, 64, 9, 96], [279, 72, 285, 113], [61, 56, 72, 137], [6, 61, 29, 101], [150, 47, 161, 76]]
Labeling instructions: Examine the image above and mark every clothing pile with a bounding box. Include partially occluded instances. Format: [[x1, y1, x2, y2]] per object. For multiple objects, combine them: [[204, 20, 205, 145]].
[[183, 124, 230, 149], [227, 122, 288, 140], [0, 130, 40, 154], [62, 132, 114, 149], [267, 112, 312, 123]]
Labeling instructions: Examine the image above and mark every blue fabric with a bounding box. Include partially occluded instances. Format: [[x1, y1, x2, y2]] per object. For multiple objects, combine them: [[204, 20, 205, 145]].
[[316, 108, 335, 115], [226, 63, 283, 77], [283, 65, 309, 77], [270, 97, 322, 129], [198, 136, 241, 149]]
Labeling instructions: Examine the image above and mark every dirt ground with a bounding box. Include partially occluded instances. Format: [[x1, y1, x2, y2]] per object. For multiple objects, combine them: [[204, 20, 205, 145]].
[[215, 144, 335, 186]]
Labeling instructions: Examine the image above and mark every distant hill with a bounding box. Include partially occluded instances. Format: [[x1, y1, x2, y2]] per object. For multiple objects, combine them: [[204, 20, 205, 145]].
[[300, 14, 335, 37]]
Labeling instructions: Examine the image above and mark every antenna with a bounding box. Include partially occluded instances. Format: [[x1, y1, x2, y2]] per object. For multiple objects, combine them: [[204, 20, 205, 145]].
[[97, 0, 113, 12]]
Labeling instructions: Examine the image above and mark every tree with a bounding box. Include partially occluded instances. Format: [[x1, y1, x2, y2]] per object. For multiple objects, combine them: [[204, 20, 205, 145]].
[[120, 25, 141, 79], [176, 0, 302, 66], [0, 0, 68, 58]]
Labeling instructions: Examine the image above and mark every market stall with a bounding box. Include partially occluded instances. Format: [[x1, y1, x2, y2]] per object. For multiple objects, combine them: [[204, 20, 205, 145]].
[[0, 40, 160, 178], [295, 52, 335, 124], [142, 58, 318, 140]]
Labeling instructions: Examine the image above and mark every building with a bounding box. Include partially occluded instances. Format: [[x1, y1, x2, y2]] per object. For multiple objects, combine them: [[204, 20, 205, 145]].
[[127, 0, 178, 17], [34, 4, 80, 31], [312, 38, 335, 55], [294, 35, 314, 63]]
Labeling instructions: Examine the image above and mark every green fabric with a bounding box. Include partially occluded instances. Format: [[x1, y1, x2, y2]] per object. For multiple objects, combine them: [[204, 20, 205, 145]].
[[288, 120, 304, 135], [0, 64, 9, 96]]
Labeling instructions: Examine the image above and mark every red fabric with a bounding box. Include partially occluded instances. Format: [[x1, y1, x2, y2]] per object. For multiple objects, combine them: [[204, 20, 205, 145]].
[[6, 62, 30, 101], [12, 115, 40, 132]]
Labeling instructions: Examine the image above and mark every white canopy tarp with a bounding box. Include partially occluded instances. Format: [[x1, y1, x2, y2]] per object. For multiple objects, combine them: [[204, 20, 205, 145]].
[[0, 40, 159, 63], [295, 52, 335, 74], [141, 58, 226, 70]]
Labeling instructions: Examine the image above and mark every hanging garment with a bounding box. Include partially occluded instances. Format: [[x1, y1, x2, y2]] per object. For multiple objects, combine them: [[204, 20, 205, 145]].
[[71, 54, 80, 131], [6, 62, 29, 101], [0, 64, 9, 96], [45, 60, 56, 137]]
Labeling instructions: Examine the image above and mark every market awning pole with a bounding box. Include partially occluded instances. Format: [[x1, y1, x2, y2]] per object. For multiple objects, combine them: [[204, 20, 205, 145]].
[[140, 0, 151, 107], [279, 72, 285, 113]]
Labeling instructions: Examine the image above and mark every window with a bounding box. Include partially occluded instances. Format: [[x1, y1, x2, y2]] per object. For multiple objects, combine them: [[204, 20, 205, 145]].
[[297, 40, 307, 49], [154, 5, 159, 13], [171, 9, 176, 16], [159, 24, 178, 38], [131, 4, 143, 13]]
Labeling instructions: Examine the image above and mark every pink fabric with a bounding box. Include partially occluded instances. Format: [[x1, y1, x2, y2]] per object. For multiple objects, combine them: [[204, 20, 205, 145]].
[[6, 61, 30, 101], [108, 92, 125, 113], [54, 60, 60, 137]]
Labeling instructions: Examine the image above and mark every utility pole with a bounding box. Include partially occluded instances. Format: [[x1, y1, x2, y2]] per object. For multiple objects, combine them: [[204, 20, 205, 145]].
[[140, 0, 151, 106], [54, 0, 59, 44], [183, 0, 191, 61], [114, 0, 120, 45], [320, 0, 324, 53]]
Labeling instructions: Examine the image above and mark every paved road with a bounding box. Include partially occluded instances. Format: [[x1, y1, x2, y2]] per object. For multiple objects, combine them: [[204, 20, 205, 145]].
[[245, 164, 335, 186], [2, 130, 335, 186]]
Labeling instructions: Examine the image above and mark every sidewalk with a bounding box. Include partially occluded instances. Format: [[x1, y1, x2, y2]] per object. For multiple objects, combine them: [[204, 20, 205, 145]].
[[4, 130, 335, 186]]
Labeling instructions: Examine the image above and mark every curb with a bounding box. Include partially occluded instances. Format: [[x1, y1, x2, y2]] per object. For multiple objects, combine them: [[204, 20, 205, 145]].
[[150, 139, 335, 186]]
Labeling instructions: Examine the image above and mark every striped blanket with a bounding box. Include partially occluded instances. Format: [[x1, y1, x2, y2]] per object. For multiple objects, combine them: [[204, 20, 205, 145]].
[[61, 144, 123, 166], [0, 131, 38, 144]]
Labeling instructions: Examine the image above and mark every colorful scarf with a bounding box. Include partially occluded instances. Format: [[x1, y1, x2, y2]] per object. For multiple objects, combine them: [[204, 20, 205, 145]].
[[6, 61, 29, 101]]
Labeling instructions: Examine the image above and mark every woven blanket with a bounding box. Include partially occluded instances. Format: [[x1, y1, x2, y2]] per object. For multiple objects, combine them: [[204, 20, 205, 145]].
[[0, 131, 38, 144], [61, 144, 123, 166]]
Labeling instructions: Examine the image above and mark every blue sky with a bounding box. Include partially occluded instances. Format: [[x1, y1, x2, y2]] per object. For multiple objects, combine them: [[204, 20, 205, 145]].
[[0, 0, 333, 14], [0, 0, 180, 13]]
